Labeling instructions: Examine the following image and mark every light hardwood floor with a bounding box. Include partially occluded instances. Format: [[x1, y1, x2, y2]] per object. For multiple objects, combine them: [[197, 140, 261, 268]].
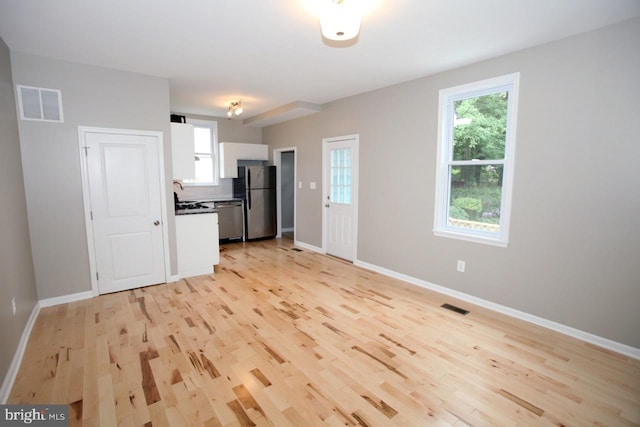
[[9, 239, 640, 426]]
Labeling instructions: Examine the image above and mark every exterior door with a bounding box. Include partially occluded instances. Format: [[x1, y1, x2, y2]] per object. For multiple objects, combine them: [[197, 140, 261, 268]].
[[323, 135, 358, 261], [84, 129, 166, 294]]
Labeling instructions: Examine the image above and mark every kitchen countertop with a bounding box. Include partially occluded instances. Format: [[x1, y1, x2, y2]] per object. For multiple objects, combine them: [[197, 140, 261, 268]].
[[175, 208, 218, 216], [177, 197, 243, 204], [209, 198, 244, 203]]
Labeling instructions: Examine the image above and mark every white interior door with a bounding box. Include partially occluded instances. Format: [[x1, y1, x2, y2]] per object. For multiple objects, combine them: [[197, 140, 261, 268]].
[[85, 130, 166, 294], [323, 135, 358, 261]]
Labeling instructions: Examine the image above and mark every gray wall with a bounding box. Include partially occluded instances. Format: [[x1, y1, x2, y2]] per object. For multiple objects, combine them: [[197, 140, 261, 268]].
[[263, 18, 640, 348], [0, 38, 38, 389], [11, 52, 174, 299], [177, 112, 262, 144], [219, 118, 262, 145]]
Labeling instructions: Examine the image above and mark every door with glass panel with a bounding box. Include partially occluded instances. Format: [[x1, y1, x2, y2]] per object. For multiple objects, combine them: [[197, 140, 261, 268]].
[[323, 135, 358, 261]]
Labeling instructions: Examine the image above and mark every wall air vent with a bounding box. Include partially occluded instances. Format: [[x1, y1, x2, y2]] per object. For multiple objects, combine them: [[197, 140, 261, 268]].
[[441, 303, 470, 315], [16, 85, 64, 122]]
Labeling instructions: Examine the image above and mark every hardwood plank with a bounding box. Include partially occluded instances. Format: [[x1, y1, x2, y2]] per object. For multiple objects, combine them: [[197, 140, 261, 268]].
[[8, 238, 640, 426], [497, 388, 545, 416]]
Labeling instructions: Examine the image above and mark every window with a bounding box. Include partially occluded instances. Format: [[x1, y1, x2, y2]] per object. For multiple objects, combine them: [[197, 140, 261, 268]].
[[183, 120, 218, 186], [434, 73, 519, 247], [330, 147, 352, 204]]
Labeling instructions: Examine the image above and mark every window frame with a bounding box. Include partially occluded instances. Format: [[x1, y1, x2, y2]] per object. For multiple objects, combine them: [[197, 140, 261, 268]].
[[433, 73, 520, 247], [182, 118, 219, 186], [329, 147, 353, 205]]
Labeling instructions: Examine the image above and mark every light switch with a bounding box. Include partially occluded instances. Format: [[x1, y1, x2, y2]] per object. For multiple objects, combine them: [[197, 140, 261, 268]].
[[310, 182, 316, 190], [298, 181, 302, 189]]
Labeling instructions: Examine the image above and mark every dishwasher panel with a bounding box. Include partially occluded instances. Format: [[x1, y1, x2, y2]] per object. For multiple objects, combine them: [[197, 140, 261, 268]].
[[216, 201, 244, 241]]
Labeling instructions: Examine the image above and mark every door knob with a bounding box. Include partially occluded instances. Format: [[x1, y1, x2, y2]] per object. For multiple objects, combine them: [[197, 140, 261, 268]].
[[153, 220, 160, 226], [324, 204, 330, 208]]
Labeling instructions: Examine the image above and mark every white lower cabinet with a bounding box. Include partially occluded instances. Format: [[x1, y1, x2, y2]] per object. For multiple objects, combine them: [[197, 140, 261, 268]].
[[176, 213, 220, 278]]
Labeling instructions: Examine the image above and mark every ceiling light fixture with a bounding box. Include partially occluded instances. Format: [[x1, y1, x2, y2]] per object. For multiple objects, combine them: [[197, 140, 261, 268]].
[[227, 100, 243, 118], [319, 0, 362, 41]]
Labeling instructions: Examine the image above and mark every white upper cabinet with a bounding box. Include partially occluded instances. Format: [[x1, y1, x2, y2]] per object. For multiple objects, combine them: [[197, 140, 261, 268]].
[[219, 142, 238, 178], [170, 123, 195, 179], [219, 142, 268, 178]]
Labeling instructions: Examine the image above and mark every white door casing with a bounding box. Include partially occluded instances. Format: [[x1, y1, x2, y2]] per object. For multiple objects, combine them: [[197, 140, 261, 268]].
[[79, 127, 169, 295], [322, 135, 358, 261]]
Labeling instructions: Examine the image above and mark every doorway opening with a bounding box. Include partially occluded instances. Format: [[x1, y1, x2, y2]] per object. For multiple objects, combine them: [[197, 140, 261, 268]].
[[274, 147, 296, 241]]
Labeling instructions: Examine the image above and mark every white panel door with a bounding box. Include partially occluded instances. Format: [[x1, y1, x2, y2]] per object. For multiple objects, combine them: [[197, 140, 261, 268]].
[[86, 131, 166, 294], [323, 135, 358, 261]]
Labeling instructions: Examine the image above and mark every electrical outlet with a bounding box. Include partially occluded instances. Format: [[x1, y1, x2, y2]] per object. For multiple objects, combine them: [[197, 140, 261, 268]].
[[310, 181, 316, 190], [457, 260, 466, 272], [11, 297, 16, 315]]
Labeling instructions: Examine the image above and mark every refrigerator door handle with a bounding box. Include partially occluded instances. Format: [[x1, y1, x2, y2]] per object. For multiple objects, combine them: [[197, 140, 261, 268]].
[[247, 190, 252, 210], [247, 168, 251, 189]]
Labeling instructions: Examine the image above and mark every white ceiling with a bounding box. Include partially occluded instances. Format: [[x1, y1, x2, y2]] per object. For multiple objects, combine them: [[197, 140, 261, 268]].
[[1, 0, 639, 125]]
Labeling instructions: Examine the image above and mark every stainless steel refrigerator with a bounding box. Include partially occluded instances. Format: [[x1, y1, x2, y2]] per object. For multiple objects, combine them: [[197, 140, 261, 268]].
[[233, 166, 277, 240]]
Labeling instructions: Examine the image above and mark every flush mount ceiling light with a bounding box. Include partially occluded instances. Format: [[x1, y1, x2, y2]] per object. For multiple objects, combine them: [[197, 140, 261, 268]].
[[227, 100, 243, 118], [319, 0, 362, 41]]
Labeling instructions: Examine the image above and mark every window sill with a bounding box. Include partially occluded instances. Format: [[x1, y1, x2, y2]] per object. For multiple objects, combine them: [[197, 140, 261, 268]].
[[433, 229, 509, 247]]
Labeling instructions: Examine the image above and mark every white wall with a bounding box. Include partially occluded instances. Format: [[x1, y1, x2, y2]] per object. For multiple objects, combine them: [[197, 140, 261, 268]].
[[263, 19, 640, 348], [11, 52, 173, 299]]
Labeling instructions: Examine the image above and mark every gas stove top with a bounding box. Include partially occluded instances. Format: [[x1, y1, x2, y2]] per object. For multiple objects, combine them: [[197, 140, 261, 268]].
[[178, 202, 208, 210], [175, 201, 217, 215]]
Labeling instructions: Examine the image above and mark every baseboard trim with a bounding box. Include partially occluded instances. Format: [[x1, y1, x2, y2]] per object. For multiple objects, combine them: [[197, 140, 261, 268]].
[[354, 259, 640, 360], [39, 290, 94, 308], [0, 302, 40, 403], [293, 240, 323, 254]]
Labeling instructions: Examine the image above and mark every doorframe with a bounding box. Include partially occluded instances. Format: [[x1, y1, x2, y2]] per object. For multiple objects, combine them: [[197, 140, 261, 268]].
[[322, 134, 359, 261], [78, 126, 171, 296], [273, 147, 297, 239]]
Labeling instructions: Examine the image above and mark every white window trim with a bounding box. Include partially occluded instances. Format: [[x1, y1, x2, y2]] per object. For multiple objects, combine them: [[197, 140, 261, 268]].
[[183, 118, 219, 186], [433, 73, 520, 247]]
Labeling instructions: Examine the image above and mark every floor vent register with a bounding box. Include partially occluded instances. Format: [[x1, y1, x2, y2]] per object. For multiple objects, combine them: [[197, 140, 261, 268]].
[[441, 303, 470, 315]]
